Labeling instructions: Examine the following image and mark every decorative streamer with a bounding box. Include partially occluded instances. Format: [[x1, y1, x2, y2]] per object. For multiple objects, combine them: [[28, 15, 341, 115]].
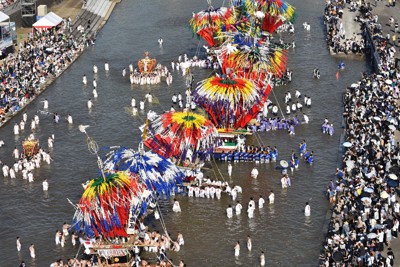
[[142, 111, 218, 164], [72, 171, 152, 238], [189, 6, 236, 47], [192, 76, 265, 128], [103, 148, 184, 197]]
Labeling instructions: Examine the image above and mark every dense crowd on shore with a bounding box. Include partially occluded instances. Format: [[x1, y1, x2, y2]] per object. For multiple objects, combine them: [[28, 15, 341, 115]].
[[0, 20, 85, 126], [324, 0, 366, 55], [320, 6, 400, 266], [321, 73, 400, 266], [363, 11, 400, 73]]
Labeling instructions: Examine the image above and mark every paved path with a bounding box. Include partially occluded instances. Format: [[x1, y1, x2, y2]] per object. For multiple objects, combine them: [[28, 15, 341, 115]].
[[367, 0, 400, 58], [341, 6, 363, 42], [328, 3, 364, 56]]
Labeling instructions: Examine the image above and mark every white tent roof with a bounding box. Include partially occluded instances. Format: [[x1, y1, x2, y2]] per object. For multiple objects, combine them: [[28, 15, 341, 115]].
[[0, 11, 9, 23], [33, 12, 63, 28]]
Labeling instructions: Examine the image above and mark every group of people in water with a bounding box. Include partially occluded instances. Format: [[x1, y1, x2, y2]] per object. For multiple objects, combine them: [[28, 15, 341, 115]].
[[218, 145, 280, 163], [248, 115, 303, 136], [2, 110, 54, 185], [227, 194, 274, 219], [129, 64, 172, 85], [187, 176, 243, 201], [283, 90, 312, 118], [171, 52, 214, 75], [321, 118, 335, 136], [171, 90, 197, 111], [130, 224, 185, 263], [242, 90, 311, 135], [320, 4, 400, 263]]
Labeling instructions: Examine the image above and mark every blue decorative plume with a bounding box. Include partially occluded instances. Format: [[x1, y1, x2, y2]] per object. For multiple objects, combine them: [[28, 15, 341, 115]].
[[103, 147, 184, 197]]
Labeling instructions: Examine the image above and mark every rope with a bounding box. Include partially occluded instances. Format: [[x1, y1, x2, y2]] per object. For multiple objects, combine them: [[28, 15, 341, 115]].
[[155, 252, 178, 267], [135, 146, 175, 242], [270, 87, 286, 119], [132, 157, 171, 239], [195, 39, 201, 57], [155, 202, 170, 238], [140, 192, 177, 267], [74, 243, 83, 260], [254, 131, 264, 147], [211, 155, 226, 182], [210, 156, 220, 180]]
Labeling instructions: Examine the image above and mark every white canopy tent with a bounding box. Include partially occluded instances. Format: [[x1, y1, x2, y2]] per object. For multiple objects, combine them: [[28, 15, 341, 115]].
[[32, 12, 63, 31], [0, 10, 14, 53], [0, 11, 10, 23]]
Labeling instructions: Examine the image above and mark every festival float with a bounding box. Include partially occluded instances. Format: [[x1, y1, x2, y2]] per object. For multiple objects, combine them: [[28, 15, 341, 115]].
[[138, 52, 157, 73], [193, 75, 265, 129], [72, 171, 156, 267], [22, 139, 39, 159], [70, 126, 183, 266], [142, 111, 218, 171], [130, 52, 171, 85], [187, 0, 296, 136]]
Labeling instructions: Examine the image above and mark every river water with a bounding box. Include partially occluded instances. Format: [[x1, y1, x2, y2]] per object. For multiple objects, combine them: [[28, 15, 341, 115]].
[[0, 0, 370, 266]]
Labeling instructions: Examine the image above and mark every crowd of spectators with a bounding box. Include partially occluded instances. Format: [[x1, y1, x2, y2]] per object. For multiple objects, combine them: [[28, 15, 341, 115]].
[[320, 3, 400, 264], [320, 73, 400, 266], [0, 20, 87, 126], [363, 12, 400, 72], [325, 0, 366, 55]]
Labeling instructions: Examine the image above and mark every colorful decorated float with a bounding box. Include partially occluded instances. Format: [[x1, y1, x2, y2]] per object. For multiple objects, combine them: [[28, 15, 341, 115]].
[[142, 111, 218, 167], [22, 139, 39, 159], [130, 52, 171, 85], [138, 52, 157, 74], [70, 126, 183, 266]]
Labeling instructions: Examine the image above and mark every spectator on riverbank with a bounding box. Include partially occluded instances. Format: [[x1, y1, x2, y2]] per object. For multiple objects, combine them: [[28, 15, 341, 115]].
[[324, 0, 365, 54], [321, 5, 400, 264], [0, 20, 86, 123], [320, 59, 400, 266]]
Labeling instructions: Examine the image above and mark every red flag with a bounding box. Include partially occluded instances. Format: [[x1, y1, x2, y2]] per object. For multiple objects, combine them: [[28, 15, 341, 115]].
[[335, 72, 339, 80]]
